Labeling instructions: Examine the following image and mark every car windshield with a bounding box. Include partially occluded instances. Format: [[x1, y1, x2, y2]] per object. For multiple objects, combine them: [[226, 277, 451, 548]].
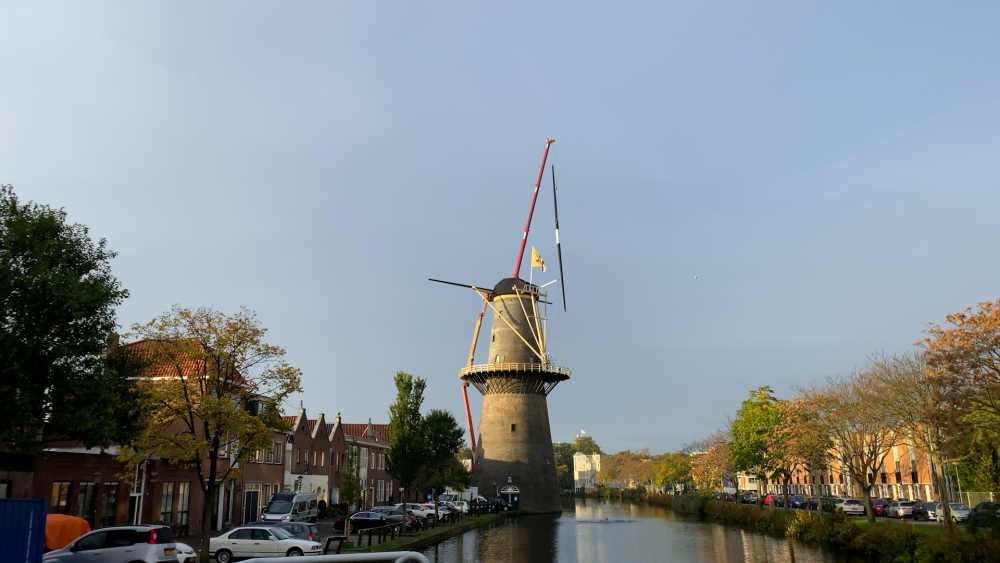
[[265, 500, 293, 514], [271, 527, 293, 540], [845, 500, 862, 505], [950, 503, 969, 510], [900, 502, 914, 507]]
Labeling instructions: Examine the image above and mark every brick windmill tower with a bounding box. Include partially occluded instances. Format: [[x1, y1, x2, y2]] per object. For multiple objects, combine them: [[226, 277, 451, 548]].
[[431, 139, 569, 513]]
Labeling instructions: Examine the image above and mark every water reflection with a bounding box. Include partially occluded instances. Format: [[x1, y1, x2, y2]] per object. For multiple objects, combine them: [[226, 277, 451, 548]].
[[421, 499, 851, 563]]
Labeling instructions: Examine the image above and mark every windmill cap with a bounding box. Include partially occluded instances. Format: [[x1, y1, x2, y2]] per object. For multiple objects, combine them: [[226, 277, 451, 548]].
[[492, 277, 537, 297]]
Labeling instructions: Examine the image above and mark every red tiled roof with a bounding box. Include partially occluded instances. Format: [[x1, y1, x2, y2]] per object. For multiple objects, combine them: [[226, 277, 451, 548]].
[[121, 339, 245, 383], [342, 423, 390, 443], [307, 419, 317, 433], [283, 416, 298, 426]]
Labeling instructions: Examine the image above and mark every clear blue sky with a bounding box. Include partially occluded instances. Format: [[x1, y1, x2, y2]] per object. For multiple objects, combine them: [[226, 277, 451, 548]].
[[3, 2, 1000, 454]]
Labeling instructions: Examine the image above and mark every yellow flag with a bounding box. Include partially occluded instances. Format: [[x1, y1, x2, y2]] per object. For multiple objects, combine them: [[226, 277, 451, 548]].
[[531, 247, 546, 272]]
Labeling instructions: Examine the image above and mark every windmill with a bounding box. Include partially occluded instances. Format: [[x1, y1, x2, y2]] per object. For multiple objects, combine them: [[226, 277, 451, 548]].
[[430, 138, 569, 513]]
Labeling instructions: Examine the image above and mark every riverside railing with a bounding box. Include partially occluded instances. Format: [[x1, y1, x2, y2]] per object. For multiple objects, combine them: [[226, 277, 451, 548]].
[[242, 554, 429, 563]]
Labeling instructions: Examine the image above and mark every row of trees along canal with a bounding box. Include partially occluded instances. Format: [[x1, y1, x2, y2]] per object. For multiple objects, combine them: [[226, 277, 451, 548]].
[[0, 185, 469, 563], [573, 298, 1000, 535]]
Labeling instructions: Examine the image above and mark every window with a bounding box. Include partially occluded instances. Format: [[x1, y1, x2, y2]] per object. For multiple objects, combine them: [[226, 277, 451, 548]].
[[336, 452, 340, 473], [50, 482, 70, 514], [101, 482, 119, 527], [76, 532, 108, 551], [511, 424, 517, 432], [321, 452, 325, 467], [255, 449, 265, 463], [313, 450, 317, 467], [77, 482, 96, 522], [305, 450, 310, 471], [296, 449, 301, 463], [177, 482, 190, 526], [160, 482, 174, 525], [267, 447, 274, 464], [263, 484, 270, 503], [274, 443, 283, 465]]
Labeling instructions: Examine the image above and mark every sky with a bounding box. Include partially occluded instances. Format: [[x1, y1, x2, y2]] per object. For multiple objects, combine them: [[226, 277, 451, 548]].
[[3, 2, 1000, 454]]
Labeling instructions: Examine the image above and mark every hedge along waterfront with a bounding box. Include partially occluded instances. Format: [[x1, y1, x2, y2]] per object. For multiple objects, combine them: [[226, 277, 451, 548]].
[[670, 493, 1000, 563]]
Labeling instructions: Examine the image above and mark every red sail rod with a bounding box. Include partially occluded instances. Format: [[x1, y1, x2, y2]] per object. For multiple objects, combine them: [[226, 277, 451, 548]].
[[512, 138, 555, 278], [462, 382, 477, 470]]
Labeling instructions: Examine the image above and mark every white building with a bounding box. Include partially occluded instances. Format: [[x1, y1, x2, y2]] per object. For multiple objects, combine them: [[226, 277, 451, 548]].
[[573, 453, 600, 492]]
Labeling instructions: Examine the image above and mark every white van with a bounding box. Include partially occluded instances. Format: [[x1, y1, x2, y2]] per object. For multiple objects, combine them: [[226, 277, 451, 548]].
[[262, 492, 319, 522]]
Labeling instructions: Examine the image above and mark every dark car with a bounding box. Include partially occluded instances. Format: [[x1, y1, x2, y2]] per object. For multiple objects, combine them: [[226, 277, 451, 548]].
[[912, 502, 939, 522], [788, 495, 806, 509], [482, 495, 511, 511], [245, 521, 320, 542], [871, 499, 889, 517], [968, 502, 1000, 528], [740, 493, 758, 504], [333, 512, 388, 531], [804, 496, 837, 511], [371, 507, 407, 529]]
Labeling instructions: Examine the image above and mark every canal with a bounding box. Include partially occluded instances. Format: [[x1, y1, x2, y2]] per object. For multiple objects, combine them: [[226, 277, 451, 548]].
[[420, 498, 854, 563]]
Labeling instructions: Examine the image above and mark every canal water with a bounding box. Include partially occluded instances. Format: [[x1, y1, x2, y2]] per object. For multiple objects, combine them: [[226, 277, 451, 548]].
[[420, 498, 853, 563]]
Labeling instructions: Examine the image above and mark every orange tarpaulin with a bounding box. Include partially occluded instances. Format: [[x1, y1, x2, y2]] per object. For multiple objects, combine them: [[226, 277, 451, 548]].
[[45, 514, 91, 551]]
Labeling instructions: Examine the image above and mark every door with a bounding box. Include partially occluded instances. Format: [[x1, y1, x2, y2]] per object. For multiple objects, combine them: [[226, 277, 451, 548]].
[[101, 529, 138, 563], [243, 489, 260, 524], [252, 528, 279, 557], [227, 529, 254, 558], [70, 531, 107, 563]]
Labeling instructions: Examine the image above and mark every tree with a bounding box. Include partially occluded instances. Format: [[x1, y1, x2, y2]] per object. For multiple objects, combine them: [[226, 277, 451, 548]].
[[690, 443, 732, 492], [0, 185, 143, 453], [777, 397, 831, 514], [551, 442, 575, 489], [654, 452, 692, 490], [420, 409, 471, 520], [572, 435, 603, 455], [340, 439, 362, 511], [121, 306, 301, 563], [876, 352, 968, 529], [922, 298, 1000, 433], [386, 372, 427, 509], [729, 386, 784, 507], [800, 365, 903, 524]]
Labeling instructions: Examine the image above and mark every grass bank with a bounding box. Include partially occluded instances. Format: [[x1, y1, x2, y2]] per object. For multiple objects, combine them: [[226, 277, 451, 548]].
[[671, 492, 1000, 563], [331, 512, 505, 554]]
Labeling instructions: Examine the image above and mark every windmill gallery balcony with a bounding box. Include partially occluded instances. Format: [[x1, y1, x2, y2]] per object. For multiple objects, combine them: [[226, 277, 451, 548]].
[[458, 362, 570, 396]]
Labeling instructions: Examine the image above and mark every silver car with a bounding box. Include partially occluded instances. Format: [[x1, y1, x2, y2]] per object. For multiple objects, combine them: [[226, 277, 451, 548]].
[[887, 501, 915, 519], [941, 502, 971, 523], [43, 525, 178, 563]]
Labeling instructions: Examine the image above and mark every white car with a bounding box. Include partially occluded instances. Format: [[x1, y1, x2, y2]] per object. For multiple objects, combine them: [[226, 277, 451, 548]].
[[209, 526, 322, 561], [395, 503, 434, 518], [43, 526, 178, 563], [835, 498, 865, 516], [449, 501, 470, 514], [942, 503, 971, 523], [174, 542, 197, 563]]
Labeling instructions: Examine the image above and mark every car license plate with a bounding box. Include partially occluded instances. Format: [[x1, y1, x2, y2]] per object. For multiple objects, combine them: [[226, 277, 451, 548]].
[[164, 548, 175, 556]]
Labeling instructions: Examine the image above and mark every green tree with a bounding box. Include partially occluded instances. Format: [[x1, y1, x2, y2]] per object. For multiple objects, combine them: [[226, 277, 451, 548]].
[[121, 306, 301, 563], [572, 435, 603, 455], [729, 386, 784, 507], [386, 371, 427, 509], [0, 185, 142, 453], [341, 440, 362, 510], [654, 452, 691, 490], [421, 409, 471, 520], [552, 442, 575, 488]]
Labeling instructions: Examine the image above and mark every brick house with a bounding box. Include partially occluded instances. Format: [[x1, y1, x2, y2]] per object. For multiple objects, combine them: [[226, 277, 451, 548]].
[[342, 420, 397, 510]]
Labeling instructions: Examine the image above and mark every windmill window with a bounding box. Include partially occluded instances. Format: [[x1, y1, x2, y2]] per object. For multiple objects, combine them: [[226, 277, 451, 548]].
[[491, 334, 495, 342], [495, 355, 504, 362], [511, 424, 516, 432]]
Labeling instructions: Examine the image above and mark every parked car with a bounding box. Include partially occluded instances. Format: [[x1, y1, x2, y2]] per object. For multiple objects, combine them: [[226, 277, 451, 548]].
[[451, 500, 470, 514], [940, 503, 971, 523], [968, 502, 1000, 527], [871, 499, 889, 517], [740, 493, 758, 505], [887, 501, 915, 519], [43, 525, 178, 563], [333, 512, 389, 532], [763, 494, 782, 507], [912, 502, 939, 521], [788, 495, 807, 509], [245, 520, 320, 542], [835, 498, 866, 516], [483, 495, 511, 511], [395, 503, 434, 518], [208, 526, 322, 561], [173, 542, 197, 563], [371, 507, 408, 529], [803, 496, 836, 511]]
